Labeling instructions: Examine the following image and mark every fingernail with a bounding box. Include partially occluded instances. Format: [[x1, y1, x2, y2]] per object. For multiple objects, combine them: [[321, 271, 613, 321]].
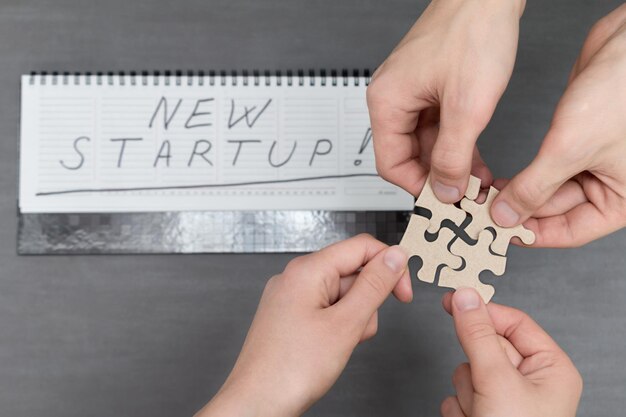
[[384, 246, 408, 273], [453, 288, 481, 312], [492, 201, 520, 227], [433, 181, 460, 202]]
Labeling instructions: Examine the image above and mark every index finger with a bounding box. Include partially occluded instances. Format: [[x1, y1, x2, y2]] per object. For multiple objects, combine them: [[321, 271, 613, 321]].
[[367, 72, 431, 195], [442, 292, 564, 359], [486, 303, 565, 359], [290, 234, 388, 280]]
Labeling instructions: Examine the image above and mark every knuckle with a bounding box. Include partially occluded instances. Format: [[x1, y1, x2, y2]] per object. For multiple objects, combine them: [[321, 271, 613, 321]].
[[360, 269, 389, 299], [265, 274, 279, 289], [284, 256, 306, 275], [431, 148, 469, 180], [541, 129, 589, 169], [464, 321, 496, 343], [509, 178, 543, 209], [366, 77, 391, 108], [446, 92, 495, 130], [263, 274, 282, 295], [354, 232, 375, 244], [467, 104, 494, 131], [374, 158, 392, 181], [361, 321, 379, 342], [588, 15, 614, 41], [473, 371, 512, 391]]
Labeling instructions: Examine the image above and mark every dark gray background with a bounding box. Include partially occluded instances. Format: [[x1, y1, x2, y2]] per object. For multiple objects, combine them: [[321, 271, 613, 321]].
[[1, 0, 625, 416]]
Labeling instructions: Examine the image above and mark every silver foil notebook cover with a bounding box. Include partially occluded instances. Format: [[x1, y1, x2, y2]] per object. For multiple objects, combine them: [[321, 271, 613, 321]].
[[18, 211, 410, 254]]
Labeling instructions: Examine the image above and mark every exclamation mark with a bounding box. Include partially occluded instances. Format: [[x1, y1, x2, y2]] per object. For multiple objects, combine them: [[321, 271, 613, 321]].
[[354, 127, 373, 166]]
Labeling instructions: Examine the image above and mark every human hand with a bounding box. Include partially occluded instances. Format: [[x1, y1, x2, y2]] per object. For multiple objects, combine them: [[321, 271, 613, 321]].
[[195, 235, 410, 417], [367, 0, 526, 202], [491, 4, 626, 247], [440, 288, 582, 417]]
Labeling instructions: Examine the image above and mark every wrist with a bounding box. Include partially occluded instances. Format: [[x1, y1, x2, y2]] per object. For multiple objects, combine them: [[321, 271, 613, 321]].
[[196, 375, 297, 417], [431, 0, 526, 18], [479, 0, 527, 17]]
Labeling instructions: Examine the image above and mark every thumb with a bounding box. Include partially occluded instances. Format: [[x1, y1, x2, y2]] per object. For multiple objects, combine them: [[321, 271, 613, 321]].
[[451, 288, 515, 384], [429, 101, 492, 203], [336, 246, 408, 325], [490, 137, 578, 227]]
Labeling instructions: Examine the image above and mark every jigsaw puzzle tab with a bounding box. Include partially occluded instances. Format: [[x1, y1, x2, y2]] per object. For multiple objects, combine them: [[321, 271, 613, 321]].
[[461, 186, 536, 255], [464, 175, 482, 201], [414, 174, 481, 234], [399, 215, 462, 283]]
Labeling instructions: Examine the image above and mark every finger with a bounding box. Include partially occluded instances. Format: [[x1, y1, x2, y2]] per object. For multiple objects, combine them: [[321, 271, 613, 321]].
[[360, 312, 379, 343], [470, 146, 494, 188], [393, 270, 413, 303], [494, 177, 588, 218], [291, 233, 387, 282], [485, 302, 566, 359], [522, 200, 626, 248], [530, 179, 588, 218], [338, 276, 380, 342], [452, 363, 474, 415], [429, 95, 495, 203], [571, 4, 626, 79], [499, 335, 524, 368], [341, 270, 413, 304], [373, 130, 429, 196], [490, 133, 582, 227], [440, 396, 466, 417], [367, 71, 432, 196], [442, 291, 453, 314], [450, 288, 516, 384], [285, 235, 388, 308], [339, 275, 357, 300], [335, 245, 408, 326], [443, 292, 524, 367], [415, 107, 441, 166]]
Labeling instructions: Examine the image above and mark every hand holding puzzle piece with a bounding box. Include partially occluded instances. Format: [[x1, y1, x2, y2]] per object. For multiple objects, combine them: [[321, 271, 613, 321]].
[[399, 175, 535, 302]]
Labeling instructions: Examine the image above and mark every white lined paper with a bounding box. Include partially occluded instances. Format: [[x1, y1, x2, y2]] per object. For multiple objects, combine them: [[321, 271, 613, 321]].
[[19, 74, 413, 213]]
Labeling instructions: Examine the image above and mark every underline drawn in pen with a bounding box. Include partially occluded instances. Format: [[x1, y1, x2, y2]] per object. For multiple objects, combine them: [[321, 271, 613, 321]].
[[36, 173, 380, 196]]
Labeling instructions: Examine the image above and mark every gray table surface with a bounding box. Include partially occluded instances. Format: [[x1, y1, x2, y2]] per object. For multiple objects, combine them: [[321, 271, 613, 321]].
[[1, 1, 625, 416]]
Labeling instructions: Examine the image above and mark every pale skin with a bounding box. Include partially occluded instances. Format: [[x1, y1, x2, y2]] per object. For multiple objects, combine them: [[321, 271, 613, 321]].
[[196, 2, 624, 415], [440, 288, 582, 417], [196, 237, 582, 417], [196, 235, 412, 417], [368, 1, 626, 248]]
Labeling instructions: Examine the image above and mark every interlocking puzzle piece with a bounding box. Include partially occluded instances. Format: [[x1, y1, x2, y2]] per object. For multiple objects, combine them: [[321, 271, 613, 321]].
[[461, 186, 536, 255], [399, 215, 462, 283], [438, 230, 507, 303], [415, 175, 481, 234], [439, 268, 495, 303], [464, 175, 482, 201]]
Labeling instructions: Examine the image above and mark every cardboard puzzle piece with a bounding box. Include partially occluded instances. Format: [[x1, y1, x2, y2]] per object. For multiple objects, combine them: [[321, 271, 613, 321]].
[[464, 175, 482, 201], [438, 230, 507, 302], [415, 180, 466, 234], [461, 186, 536, 255], [438, 267, 495, 303], [400, 174, 533, 301], [399, 215, 462, 283], [415, 174, 481, 234]]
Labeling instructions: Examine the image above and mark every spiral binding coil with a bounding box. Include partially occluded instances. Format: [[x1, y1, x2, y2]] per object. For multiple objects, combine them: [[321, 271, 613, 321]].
[[28, 69, 372, 87]]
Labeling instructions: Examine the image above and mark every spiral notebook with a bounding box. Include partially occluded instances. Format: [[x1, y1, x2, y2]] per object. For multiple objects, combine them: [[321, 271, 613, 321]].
[[18, 70, 412, 254]]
